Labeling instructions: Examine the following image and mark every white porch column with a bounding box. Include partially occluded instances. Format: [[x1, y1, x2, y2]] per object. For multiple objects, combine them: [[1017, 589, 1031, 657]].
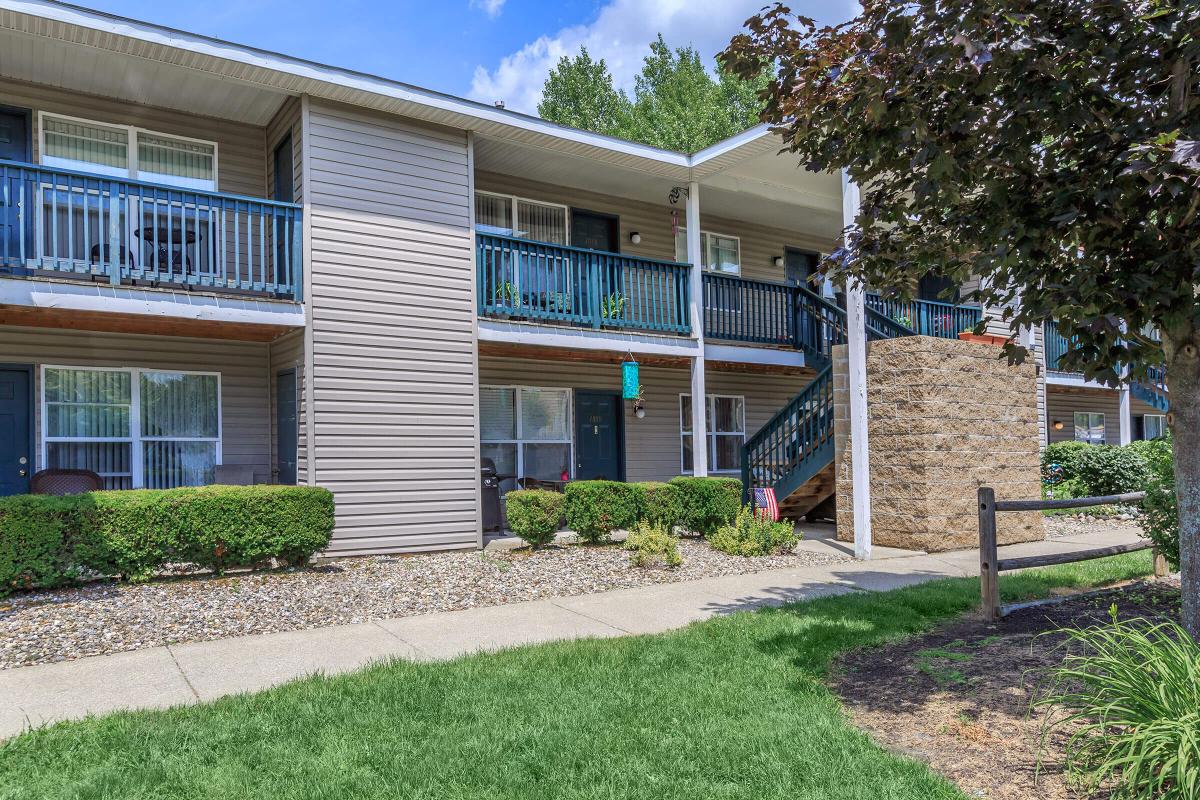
[[1119, 385, 1133, 445], [842, 171, 872, 560], [686, 181, 708, 476]]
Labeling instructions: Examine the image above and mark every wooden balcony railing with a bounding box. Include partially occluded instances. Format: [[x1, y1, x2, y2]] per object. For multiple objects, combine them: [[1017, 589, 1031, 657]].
[[864, 293, 982, 339], [0, 160, 302, 300], [476, 233, 691, 335]]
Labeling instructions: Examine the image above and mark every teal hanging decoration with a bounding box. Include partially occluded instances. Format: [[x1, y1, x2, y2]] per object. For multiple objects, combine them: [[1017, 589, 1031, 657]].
[[621, 361, 640, 400]]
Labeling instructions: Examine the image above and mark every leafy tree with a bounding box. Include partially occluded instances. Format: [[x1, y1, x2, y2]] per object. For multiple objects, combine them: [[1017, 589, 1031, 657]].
[[538, 35, 767, 152], [537, 48, 631, 134], [721, 2, 1200, 635]]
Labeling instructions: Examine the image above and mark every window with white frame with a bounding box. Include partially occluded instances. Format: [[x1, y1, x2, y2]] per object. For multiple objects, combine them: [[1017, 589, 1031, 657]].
[[41, 114, 217, 190], [673, 228, 741, 274], [1143, 414, 1167, 440], [475, 191, 568, 245], [680, 394, 745, 473], [42, 367, 221, 489], [1073, 412, 1106, 445], [480, 386, 572, 489]]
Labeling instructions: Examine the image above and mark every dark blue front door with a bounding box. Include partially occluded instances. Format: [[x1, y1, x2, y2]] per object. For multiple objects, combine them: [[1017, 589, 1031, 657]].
[[275, 369, 297, 485], [0, 366, 32, 496], [574, 390, 623, 481], [0, 108, 31, 269]]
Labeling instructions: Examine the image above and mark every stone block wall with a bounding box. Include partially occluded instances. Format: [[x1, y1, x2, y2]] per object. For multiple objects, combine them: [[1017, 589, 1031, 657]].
[[832, 336, 1044, 551]]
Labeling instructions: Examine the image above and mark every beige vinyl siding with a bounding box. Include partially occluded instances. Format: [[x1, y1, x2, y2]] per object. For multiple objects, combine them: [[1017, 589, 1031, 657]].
[[2, 79, 266, 197], [266, 97, 303, 203], [478, 356, 813, 481], [1045, 386, 1162, 444], [306, 100, 478, 555], [269, 329, 305, 483], [474, 171, 834, 284], [0, 325, 270, 480]]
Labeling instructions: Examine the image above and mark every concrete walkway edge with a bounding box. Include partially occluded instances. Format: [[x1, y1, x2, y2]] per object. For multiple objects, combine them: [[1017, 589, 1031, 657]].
[[0, 528, 1145, 739]]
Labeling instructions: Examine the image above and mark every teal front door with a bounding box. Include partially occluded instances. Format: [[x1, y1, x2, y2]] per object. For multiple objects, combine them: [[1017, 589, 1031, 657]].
[[0, 366, 32, 496], [574, 391, 624, 481]]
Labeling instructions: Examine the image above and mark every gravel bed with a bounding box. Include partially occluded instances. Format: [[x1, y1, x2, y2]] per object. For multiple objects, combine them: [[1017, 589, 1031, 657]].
[[0, 538, 849, 669], [1042, 513, 1144, 540]]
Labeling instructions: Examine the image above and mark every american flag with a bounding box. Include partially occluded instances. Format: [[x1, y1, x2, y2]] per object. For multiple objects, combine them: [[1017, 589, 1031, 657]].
[[753, 487, 780, 522]]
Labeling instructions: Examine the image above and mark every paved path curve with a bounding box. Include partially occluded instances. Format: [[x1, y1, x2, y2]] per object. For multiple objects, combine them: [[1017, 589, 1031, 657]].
[[0, 528, 1143, 739]]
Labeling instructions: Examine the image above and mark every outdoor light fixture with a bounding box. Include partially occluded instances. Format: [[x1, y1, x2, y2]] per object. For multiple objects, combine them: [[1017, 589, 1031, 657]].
[[773, 255, 785, 268], [634, 399, 646, 419], [629, 231, 642, 245], [1053, 420, 1064, 430]]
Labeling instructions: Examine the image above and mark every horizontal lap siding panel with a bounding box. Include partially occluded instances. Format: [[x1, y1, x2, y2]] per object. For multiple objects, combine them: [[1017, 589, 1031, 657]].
[[478, 356, 813, 483], [307, 101, 478, 554], [3, 79, 267, 197], [1046, 388, 1120, 444], [0, 325, 270, 480], [474, 171, 837, 283]]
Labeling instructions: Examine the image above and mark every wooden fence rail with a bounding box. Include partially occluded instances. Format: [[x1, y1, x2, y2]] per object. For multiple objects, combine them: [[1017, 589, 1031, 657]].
[[977, 487, 1157, 620]]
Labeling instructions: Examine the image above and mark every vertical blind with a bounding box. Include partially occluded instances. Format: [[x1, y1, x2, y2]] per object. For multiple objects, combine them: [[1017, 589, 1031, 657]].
[[479, 386, 572, 485], [475, 193, 567, 245], [40, 115, 216, 190], [44, 367, 220, 489], [42, 118, 129, 177], [136, 133, 216, 190]]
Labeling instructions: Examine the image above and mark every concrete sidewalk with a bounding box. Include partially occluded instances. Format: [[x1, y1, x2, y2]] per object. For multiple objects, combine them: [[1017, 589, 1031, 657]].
[[0, 527, 1145, 739]]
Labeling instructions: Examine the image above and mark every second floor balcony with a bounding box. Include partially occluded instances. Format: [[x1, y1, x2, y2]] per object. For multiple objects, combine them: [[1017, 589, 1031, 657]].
[[475, 232, 984, 351], [0, 160, 303, 301]]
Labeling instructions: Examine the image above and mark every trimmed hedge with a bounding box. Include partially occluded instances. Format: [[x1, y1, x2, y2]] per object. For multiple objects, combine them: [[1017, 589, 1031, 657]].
[[635, 481, 683, 529], [563, 481, 641, 543], [1074, 445, 1151, 497], [669, 476, 742, 537], [505, 489, 564, 549], [1, 485, 334, 594]]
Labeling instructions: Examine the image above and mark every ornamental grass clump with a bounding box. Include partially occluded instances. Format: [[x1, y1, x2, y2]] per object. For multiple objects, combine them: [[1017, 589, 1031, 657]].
[[709, 505, 798, 557], [623, 520, 681, 568], [1036, 606, 1200, 800]]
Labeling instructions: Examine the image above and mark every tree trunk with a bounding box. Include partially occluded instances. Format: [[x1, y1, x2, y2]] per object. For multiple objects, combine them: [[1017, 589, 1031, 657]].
[[1163, 331, 1200, 640]]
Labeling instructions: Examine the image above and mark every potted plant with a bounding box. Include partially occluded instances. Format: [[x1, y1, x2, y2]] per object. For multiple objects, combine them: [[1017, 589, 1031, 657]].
[[957, 326, 1010, 346], [601, 292, 626, 325], [492, 281, 521, 318]]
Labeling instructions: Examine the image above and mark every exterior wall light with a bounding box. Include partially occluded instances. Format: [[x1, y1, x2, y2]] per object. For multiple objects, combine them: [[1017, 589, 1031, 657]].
[[1053, 420, 1064, 430], [633, 399, 646, 419], [773, 255, 785, 268], [629, 231, 642, 245]]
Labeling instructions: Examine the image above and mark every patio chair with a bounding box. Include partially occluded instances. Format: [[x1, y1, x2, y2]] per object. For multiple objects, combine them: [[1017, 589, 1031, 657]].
[[29, 468, 103, 495]]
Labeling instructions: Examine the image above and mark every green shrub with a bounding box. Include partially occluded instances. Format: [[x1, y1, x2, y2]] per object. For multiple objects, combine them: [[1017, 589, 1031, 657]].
[[635, 482, 683, 529], [0, 485, 334, 594], [709, 505, 799, 557], [0, 494, 89, 592], [1075, 445, 1150, 497], [669, 476, 741, 537], [504, 489, 563, 549], [1141, 443, 1179, 570], [1037, 608, 1200, 799], [1041, 441, 1092, 482], [563, 481, 640, 544], [623, 520, 681, 568]]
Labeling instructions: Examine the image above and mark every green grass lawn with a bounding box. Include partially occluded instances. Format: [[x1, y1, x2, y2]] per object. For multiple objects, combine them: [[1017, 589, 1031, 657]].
[[0, 553, 1153, 800]]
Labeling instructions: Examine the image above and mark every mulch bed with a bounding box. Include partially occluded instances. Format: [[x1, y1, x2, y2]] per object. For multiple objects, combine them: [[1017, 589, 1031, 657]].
[[830, 579, 1182, 800]]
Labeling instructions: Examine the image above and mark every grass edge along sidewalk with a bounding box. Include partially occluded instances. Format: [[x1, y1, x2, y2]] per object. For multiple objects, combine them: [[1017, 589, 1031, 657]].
[[0, 553, 1154, 800]]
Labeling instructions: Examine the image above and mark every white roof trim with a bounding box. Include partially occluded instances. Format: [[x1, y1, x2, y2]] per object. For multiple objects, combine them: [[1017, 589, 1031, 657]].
[[1, 0, 784, 177]]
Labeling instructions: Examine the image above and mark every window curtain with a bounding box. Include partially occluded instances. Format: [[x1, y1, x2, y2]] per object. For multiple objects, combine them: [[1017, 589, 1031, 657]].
[[517, 201, 566, 245], [136, 133, 215, 190], [476, 194, 514, 236], [42, 118, 129, 176], [44, 368, 134, 489], [140, 372, 219, 489]]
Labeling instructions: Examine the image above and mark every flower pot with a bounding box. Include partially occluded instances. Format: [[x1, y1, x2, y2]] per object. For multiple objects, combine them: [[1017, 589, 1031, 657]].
[[957, 331, 1010, 347]]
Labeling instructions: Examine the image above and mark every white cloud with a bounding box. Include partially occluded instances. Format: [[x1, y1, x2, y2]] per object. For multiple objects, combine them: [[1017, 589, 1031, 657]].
[[470, 0, 506, 20], [469, 0, 855, 115]]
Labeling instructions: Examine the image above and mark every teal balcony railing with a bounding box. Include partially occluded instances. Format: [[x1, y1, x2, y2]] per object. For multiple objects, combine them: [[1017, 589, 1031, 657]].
[[1043, 320, 1075, 372], [0, 159, 302, 299], [476, 233, 691, 335], [702, 273, 798, 345], [864, 292, 982, 339]]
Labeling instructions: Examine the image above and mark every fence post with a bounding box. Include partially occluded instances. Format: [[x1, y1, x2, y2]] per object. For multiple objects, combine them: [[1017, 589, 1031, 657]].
[[1153, 550, 1170, 578], [978, 486, 1000, 621]]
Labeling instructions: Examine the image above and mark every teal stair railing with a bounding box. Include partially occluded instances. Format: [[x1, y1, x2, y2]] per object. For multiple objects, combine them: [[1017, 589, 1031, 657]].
[[741, 366, 836, 505]]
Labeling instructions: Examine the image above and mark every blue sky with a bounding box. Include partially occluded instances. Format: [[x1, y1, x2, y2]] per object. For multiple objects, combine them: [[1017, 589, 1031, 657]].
[[83, 0, 857, 115]]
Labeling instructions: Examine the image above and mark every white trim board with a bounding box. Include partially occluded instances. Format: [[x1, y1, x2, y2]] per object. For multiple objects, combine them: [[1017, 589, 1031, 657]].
[[0, 277, 306, 327], [703, 342, 807, 369], [477, 319, 701, 359]]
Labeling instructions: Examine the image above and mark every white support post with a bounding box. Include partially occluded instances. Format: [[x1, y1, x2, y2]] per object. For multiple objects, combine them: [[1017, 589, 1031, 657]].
[[1119, 385, 1133, 445], [842, 171, 872, 560], [685, 181, 708, 477]]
